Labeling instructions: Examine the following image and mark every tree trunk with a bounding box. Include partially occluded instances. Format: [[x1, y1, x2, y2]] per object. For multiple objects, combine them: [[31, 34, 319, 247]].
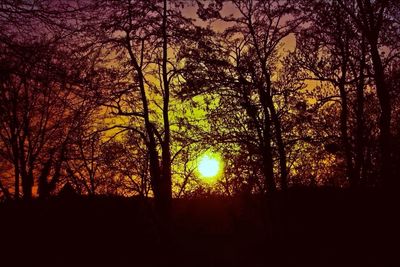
[[265, 78, 287, 191], [19, 141, 33, 201], [353, 41, 366, 188], [248, 18, 286, 192], [38, 157, 52, 199], [369, 40, 392, 187], [355, 0, 393, 186], [240, 78, 273, 193], [13, 151, 20, 200], [0, 178, 11, 201], [338, 83, 354, 186], [11, 100, 20, 200], [125, 30, 162, 202], [21, 173, 33, 201], [263, 118, 276, 193], [160, 0, 172, 218], [259, 86, 276, 193]]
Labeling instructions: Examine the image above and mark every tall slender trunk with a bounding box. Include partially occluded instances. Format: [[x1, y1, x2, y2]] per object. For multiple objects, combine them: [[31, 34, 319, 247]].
[[21, 169, 33, 201], [12, 145, 20, 200], [354, 0, 392, 186], [265, 75, 287, 190], [263, 114, 276, 193], [270, 109, 287, 190], [21, 173, 33, 201], [259, 86, 276, 193], [353, 40, 366, 187], [362, 146, 373, 186], [338, 82, 354, 185], [369, 40, 392, 187], [336, 49, 354, 186], [19, 138, 33, 201], [248, 17, 287, 191], [125, 27, 162, 201], [247, 17, 287, 193], [11, 96, 20, 200], [160, 0, 172, 214], [240, 79, 273, 192]]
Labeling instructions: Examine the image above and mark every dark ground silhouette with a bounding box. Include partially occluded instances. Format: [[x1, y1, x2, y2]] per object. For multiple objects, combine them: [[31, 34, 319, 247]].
[[0, 187, 398, 267]]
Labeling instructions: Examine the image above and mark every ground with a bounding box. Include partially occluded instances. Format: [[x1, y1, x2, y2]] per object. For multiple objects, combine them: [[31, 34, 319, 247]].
[[0, 187, 398, 267]]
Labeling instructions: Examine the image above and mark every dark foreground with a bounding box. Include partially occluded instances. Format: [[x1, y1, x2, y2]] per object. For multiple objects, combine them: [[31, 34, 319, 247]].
[[0, 187, 399, 267]]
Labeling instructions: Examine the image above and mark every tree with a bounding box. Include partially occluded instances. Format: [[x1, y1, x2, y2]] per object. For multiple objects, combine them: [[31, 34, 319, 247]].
[[0, 41, 68, 199], [185, 0, 303, 192], [75, 0, 204, 222], [337, 0, 397, 187], [294, 1, 370, 187]]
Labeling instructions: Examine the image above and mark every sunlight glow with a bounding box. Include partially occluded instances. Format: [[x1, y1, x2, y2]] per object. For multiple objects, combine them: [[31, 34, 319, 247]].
[[197, 153, 223, 182]]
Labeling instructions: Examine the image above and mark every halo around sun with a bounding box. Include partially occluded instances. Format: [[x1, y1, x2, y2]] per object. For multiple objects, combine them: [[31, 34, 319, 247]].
[[197, 152, 223, 183]]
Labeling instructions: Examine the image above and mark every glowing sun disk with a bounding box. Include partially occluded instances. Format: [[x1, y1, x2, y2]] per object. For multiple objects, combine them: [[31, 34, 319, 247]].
[[197, 154, 221, 180]]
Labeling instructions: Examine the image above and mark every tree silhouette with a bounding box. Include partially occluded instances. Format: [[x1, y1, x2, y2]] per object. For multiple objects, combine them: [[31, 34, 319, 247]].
[[182, 0, 305, 192], [337, 0, 398, 188], [0, 40, 85, 199], [294, 1, 369, 187]]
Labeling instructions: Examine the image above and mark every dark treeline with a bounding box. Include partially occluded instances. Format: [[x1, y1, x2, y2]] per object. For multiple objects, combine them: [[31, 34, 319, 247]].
[[2, 0, 400, 203], [1, 0, 400, 220]]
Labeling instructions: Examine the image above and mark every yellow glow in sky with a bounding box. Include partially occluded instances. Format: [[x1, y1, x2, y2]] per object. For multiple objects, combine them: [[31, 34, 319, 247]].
[[197, 153, 223, 182]]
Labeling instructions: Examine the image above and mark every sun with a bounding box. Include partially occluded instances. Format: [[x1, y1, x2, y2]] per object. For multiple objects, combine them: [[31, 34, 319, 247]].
[[197, 153, 223, 182]]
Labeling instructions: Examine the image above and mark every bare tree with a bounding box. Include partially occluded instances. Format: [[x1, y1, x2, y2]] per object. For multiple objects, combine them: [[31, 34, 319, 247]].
[[337, 0, 397, 187], [294, 1, 370, 187], [188, 0, 304, 192], [73, 0, 204, 222]]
